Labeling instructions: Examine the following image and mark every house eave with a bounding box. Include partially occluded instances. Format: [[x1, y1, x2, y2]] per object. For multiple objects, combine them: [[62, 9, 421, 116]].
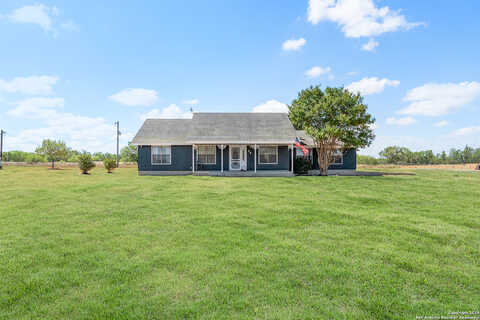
[[132, 140, 296, 146]]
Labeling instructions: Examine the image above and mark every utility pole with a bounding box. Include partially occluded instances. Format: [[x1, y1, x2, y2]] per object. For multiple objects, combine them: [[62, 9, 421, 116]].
[[115, 121, 120, 168], [0, 130, 5, 169]]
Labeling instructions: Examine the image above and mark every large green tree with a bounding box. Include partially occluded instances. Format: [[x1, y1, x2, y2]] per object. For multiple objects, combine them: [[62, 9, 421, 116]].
[[35, 139, 69, 169], [289, 86, 375, 175]]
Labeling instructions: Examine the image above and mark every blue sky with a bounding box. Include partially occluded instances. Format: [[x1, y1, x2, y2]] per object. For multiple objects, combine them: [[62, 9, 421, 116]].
[[0, 0, 479, 155]]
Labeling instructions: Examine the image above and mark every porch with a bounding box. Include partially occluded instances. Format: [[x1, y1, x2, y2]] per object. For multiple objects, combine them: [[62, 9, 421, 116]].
[[192, 144, 294, 174], [193, 170, 294, 177]]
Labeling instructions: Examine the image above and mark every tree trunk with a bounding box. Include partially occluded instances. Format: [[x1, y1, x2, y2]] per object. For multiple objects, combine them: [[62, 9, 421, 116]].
[[316, 147, 329, 176], [51, 160, 54, 169]]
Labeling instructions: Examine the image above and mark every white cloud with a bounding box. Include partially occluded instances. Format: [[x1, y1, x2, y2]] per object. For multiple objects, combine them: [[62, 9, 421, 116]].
[[386, 116, 416, 126], [346, 77, 399, 95], [307, 0, 423, 38], [434, 120, 449, 127], [4, 4, 77, 35], [7, 4, 55, 31], [305, 66, 331, 78], [347, 71, 358, 76], [140, 104, 193, 121], [282, 38, 306, 51], [0, 75, 58, 95], [7, 97, 132, 152], [451, 126, 480, 136], [109, 88, 159, 106], [362, 38, 379, 51], [183, 99, 199, 105], [398, 82, 480, 116], [7, 97, 64, 118], [252, 100, 288, 113]]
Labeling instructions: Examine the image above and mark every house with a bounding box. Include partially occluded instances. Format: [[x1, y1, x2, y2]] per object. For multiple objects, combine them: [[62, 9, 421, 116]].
[[131, 113, 356, 176], [295, 130, 356, 174]]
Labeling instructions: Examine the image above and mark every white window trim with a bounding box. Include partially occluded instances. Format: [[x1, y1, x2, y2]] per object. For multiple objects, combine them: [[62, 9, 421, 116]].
[[258, 145, 278, 165], [151, 145, 172, 165], [196, 145, 217, 165]]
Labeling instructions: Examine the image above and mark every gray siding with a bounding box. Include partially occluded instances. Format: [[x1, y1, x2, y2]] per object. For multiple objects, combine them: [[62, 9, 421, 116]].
[[138, 145, 192, 171], [310, 148, 356, 170]]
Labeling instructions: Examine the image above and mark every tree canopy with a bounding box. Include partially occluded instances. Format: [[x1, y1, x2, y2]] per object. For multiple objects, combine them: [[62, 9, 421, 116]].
[[289, 86, 375, 175], [358, 145, 480, 165], [120, 143, 138, 162], [35, 139, 69, 169]]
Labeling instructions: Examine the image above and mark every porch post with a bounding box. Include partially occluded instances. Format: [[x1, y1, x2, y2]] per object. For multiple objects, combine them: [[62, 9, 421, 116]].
[[254, 144, 257, 173], [291, 143, 294, 173], [192, 144, 195, 173], [221, 145, 224, 173]]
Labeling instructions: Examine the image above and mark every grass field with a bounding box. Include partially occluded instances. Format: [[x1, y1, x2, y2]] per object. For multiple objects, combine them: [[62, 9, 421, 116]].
[[1, 167, 479, 319]]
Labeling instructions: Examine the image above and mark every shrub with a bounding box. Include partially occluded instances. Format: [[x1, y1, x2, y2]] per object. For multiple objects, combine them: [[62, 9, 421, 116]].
[[103, 157, 117, 173], [78, 154, 95, 174], [25, 154, 46, 164], [357, 155, 379, 165], [294, 157, 312, 174], [67, 155, 79, 162]]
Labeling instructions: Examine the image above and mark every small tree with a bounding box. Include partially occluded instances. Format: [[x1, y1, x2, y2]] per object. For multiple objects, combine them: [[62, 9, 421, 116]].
[[120, 143, 138, 162], [35, 139, 69, 169], [103, 157, 116, 173], [289, 86, 375, 176], [78, 153, 95, 174]]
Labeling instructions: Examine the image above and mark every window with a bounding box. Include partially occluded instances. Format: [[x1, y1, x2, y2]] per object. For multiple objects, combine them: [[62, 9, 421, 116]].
[[197, 145, 216, 164], [152, 146, 171, 165], [258, 146, 278, 164], [331, 150, 343, 165]]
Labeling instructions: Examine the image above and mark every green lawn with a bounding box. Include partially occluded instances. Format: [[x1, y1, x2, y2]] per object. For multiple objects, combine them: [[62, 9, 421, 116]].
[[1, 167, 479, 319]]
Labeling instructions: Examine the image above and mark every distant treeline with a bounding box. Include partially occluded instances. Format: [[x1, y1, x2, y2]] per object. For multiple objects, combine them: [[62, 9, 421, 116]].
[[2, 145, 138, 163], [358, 145, 480, 165]]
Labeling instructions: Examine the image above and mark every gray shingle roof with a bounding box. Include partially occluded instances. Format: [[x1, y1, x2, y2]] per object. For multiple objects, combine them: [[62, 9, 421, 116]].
[[131, 113, 297, 145], [296, 130, 315, 146], [188, 113, 296, 144], [296, 130, 344, 148], [131, 119, 192, 145]]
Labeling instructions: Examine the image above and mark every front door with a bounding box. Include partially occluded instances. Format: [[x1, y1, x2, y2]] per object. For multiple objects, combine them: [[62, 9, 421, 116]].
[[230, 145, 247, 170]]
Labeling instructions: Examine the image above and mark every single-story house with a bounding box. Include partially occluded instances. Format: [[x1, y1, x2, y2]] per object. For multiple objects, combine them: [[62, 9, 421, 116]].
[[295, 130, 356, 174], [131, 113, 356, 176]]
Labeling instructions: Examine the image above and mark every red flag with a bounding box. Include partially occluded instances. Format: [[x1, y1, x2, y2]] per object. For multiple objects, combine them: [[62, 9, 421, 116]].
[[295, 137, 309, 156]]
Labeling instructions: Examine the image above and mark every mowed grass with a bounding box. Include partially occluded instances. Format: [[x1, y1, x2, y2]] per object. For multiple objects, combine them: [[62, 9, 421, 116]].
[[0, 167, 479, 319]]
